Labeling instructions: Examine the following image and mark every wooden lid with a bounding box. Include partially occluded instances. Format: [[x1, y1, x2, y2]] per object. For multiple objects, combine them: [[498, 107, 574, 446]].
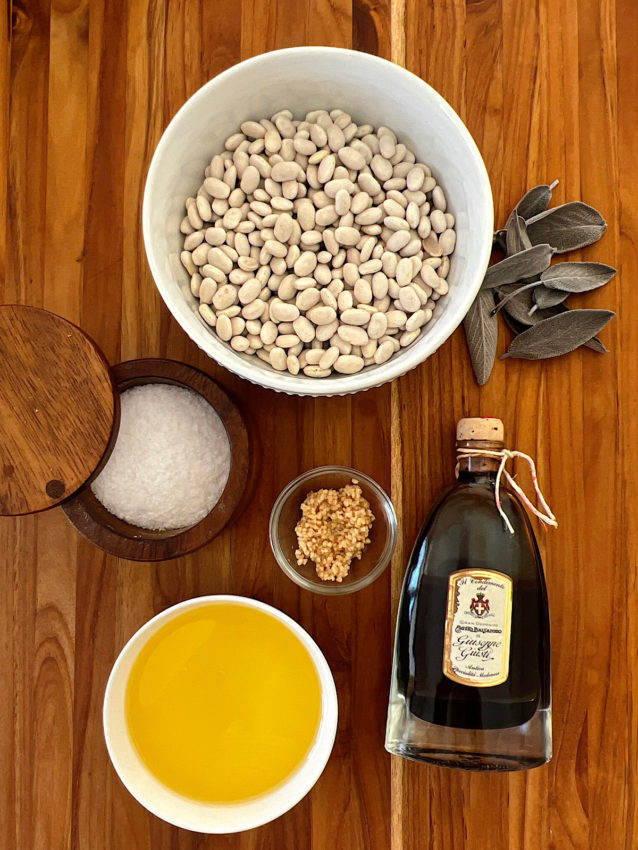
[[456, 417, 504, 442], [0, 306, 118, 515]]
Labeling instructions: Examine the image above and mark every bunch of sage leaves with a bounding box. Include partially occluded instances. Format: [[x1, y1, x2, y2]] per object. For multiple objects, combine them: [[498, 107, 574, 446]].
[[464, 182, 616, 385]]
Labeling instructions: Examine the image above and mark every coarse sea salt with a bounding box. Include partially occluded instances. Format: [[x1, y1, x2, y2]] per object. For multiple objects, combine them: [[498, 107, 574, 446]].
[[91, 383, 230, 530]]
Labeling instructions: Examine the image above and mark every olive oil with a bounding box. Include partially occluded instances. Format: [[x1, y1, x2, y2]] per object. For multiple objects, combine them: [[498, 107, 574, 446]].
[[126, 603, 322, 802], [386, 418, 552, 771]]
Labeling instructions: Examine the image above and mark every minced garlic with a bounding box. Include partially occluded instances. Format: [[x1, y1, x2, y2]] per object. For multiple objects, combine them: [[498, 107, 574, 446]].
[[294, 481, 375, 582]]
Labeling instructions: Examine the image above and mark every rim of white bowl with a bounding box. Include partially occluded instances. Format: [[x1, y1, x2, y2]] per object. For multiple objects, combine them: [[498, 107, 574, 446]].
[[103, 595, 339, 833], [143, 47, 494, 396]]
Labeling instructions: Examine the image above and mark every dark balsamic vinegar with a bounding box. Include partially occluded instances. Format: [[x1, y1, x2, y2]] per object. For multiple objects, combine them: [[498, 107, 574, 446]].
[[386, 419, 552, 771]]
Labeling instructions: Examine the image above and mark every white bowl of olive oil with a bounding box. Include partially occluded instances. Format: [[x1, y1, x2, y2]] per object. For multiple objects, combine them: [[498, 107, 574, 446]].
[[103, 595, 338, 833]]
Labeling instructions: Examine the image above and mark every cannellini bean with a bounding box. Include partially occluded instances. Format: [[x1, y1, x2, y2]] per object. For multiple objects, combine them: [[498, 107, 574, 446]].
[[296, 288, 321, 311], [439, 229, 456, 255], [337, 324, 369, 346], [198, 303, 216, 326], [431, 185, 447, 211], [334, 354, 364, 374], [293, 315, 316, 342], [340, 308, 370, 326], [387, 309, 408, 328], [216, 314, 233, 340], [307, 305, 337, 325], [354, 279, 373, 304], [367, 312, 388, 339], [182, 108, 455, 379], [398, 285, 421, 313]]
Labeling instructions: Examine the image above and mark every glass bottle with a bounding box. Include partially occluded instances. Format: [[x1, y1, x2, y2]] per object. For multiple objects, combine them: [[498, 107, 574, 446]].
[[385, 418, 552, 770]]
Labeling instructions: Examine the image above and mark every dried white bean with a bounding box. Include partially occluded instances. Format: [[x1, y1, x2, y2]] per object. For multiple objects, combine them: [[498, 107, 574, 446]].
[[367, 311, 388, 340], [340, 308, 370, 326], [400, 238, 422, 258], [204, 177, 230, 199], [371, 340, 392, 364], [431, 185, 447, 211], [406, 167, 425, 191], [400, 329, 421, 347], [305, 349, 324, 365], [303, 365, 331, 378], [276, 334, 300, 348], [199, 278, 217, 304], [216, 314, 233, 340], [293, 315, 316, 342], [430, 209, 447, 234], [370, 154, 393, 182], [307, 305, 337, 325], [270, 301, 300, 322], [294, 251, 317, 276], [423, 234, 442, 257], [439, 229, 456, 255], [337, 325, 369, 346], [321, 289, 338, 310], [334, 354, 364, 374], [318, 346, 340, 370], [270, 347, 287, 370], [327, 124, 345, 151], [387, 309, 407, 328], [199, 303, 216, 326], [242, 298, 266, 320], [398, 285, 421, 313], [361, 339, 378, 359], [334, 226, 360, 246], [338, 146, 366, 171], [354, 279, 373, 304], [183, 108, 455, 379], [386, 230, 411, 253], [358, 259, 382, 276]]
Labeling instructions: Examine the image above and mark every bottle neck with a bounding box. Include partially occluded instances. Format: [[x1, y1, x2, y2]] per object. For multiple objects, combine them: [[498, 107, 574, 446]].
[[456, 439, 504, 480]]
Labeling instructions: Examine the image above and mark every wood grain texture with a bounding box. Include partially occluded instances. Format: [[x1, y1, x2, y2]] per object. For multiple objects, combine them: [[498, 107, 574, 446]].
[[1, 0, 636, 848], [0, 306, 116, 514]]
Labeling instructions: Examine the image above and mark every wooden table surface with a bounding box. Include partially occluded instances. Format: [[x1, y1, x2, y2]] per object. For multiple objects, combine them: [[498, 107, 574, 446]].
[[2, 0, 636, 848]]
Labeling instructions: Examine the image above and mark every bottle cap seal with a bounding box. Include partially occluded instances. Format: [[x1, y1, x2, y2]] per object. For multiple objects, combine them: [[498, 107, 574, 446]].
[[456, 417, 504, 442]]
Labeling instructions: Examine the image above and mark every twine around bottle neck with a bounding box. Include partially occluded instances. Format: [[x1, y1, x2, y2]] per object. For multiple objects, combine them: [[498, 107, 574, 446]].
[[455, 442, 558, 535], [456, 439, 503, 473]]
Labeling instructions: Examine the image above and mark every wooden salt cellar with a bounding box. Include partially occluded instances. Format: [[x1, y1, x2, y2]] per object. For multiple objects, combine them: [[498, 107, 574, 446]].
[[0, 306, 250, 560], [63, 359, 250, 561]]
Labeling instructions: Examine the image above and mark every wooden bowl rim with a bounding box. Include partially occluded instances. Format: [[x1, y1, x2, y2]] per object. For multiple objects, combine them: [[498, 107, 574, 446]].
[[62, 358, 250, 561]]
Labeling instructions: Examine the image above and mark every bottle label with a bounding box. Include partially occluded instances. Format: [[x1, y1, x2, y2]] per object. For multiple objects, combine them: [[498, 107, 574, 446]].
[[443, 569, 513, 687]]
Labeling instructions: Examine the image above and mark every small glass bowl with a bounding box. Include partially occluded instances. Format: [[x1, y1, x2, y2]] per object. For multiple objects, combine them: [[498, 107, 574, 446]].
[[269, 466, 397, 596]]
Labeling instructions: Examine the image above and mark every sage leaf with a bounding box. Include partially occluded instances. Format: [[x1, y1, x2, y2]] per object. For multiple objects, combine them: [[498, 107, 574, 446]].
[[482, 244, 554, 289], [502, 306, 609, 353], [526, 202, 607, 253], [533, 287, 570, 309], [464, 290, 498, 385], [501, 309, 615, 360], [540, 261, 616, 292], [500, 304, 562, 333], [506, 211, 532, 255], [497, 283, 539, 325], [516, 184, 554, 220], [584, 336, 609, 353], [493, 230, 507, 252], [492, 281, 541, 315]]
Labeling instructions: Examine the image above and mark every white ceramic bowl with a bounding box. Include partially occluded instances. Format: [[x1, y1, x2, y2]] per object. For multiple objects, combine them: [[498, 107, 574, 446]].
[[103, 595, 338, 833], [143, 47, 493, 396]]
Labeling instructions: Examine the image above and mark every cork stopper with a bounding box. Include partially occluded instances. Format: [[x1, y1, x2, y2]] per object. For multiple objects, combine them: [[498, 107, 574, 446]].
[[456, 417, 504, 442]]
